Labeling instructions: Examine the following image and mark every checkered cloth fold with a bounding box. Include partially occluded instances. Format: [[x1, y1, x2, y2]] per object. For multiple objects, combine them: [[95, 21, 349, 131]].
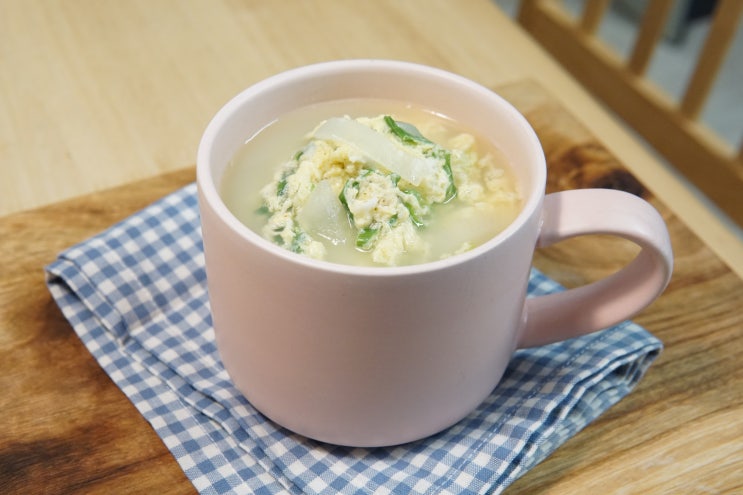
[[46, 184, 661, 495]]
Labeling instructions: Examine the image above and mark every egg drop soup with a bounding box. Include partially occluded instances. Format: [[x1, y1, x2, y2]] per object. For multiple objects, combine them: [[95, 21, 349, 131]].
[[220, 99, 522, 267]]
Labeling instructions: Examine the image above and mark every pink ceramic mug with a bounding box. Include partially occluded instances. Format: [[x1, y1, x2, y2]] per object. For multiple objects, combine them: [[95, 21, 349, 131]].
[[197, 60, 673, 447]]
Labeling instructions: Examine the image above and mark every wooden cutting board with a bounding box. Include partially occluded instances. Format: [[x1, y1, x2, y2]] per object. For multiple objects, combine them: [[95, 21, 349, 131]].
[[1, 80, 741, 494]]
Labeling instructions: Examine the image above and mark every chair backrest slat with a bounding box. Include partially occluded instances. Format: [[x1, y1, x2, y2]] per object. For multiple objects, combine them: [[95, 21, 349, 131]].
[[679, 0, 743, 119], [580, 0, 610, 34], [628, 0, 675, 75]]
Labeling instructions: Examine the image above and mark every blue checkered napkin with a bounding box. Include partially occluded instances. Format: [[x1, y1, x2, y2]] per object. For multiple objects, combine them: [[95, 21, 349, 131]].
[[46, 184, 662, 495]]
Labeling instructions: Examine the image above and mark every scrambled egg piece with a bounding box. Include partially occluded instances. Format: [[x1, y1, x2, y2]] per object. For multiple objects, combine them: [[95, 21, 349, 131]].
[[258, 114, 515, 265]]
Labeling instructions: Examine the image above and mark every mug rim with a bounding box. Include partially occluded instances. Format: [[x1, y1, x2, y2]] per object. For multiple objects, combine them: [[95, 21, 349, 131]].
[[197, 59, 546, 276]]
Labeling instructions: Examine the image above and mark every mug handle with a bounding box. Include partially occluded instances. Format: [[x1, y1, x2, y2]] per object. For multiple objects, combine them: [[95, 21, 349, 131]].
[[518, 189, 673, 348]]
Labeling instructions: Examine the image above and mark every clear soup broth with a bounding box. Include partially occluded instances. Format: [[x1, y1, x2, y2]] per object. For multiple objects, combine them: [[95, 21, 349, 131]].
[[220, 98, 522, 267]]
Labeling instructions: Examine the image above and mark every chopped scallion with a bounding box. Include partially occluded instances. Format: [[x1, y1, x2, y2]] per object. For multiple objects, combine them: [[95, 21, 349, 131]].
[[277, 178, 288, 196], [384, 116, 432, 145], [441, 151, 457, 203], [356, 226, 379, 251]]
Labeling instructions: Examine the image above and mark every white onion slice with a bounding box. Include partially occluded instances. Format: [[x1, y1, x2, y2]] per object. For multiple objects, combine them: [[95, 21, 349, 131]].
[[313, 117, 436, 186], [297, 180, 353, 246]]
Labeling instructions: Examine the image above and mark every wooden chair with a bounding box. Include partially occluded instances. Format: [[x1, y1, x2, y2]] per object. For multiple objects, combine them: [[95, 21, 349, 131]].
[[518, 0, 743, 227]]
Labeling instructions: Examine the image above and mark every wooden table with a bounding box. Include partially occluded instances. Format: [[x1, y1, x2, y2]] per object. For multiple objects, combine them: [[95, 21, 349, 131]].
[[1, 1, 741, 493]]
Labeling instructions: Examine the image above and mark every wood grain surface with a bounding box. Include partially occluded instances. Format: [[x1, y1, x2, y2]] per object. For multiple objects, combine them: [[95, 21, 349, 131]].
[[500, 81, 743, 495], [3, 0, 743, 281], [1, 80, 741, 494], [0, 170, 196, 494]]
